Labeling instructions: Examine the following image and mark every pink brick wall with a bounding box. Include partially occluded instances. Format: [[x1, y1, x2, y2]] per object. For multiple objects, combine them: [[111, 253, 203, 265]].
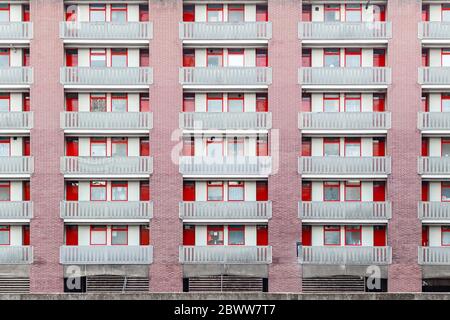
[[267, 0, 302, 292], [29, 0, 64, 293], [148, 0, 183, 292], [387, 0, 422, 292]]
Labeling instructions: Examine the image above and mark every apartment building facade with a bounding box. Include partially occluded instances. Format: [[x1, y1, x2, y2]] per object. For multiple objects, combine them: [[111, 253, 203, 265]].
[[0, 0, 443, 294]]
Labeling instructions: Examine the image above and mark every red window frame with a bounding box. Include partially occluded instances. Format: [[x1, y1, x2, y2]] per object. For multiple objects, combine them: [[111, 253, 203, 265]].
[[90, 93, 106, 112], [442, 226, 450, 246], [207, 93, 223, 112], [442, 94, 450, 112], [89, 4, 106, 22], [183, 181, 195, 201], [373, 181, 386, 202], [206, 4, 223, 22], [344, 181, 361, 202], [228, 48, 245, 66], [344, 48, 362, 67], [228, 137, 244, 156], [323, 137, 340, 156], [442, 4, 450, 21], [256, 5, 268, 22], [422, 137, 429, 157], [422, 225, 429, 246], [206, 136, 224, 157], [228, 4, 244, 21], [23, 181, 30, 201], [111, 93, 128, 112], [183, 4, 195, 22], [65, 225, 78, 246], [111, 48, 128, 67], [207, 181, 224, 202], [111, 137, 128, 157], [345, 225, 362, 246], [0, 225, 10, 245], [0, 182, 10, 201], [90, 49, 106, 67], [90, 181, 107, 202], [344, 94, 361, 112], [344, 137, 361, 157], [65, 49, 78, 67], [206, 49, 223, 67], [0, 93, 10, 112], [0, 4, 9, 22], [345, 4, 362, 22], [323, 181, 340, 202], [111, 181, 128, 202], [111, 4, 128, 22], [207, 225, 224, 245], [90, 225, 107, 246], [111, 225, 128, 246], [323, 225, 341, 246], [324, 4, 340, 21], [323, 93, 340, 112], [0, 48, 10, 66], [256, 49, 268, 67], [228, 181, 245, 202], [66, 138, 78, 157], [183, 225, 195, 245], [442, 138, 450, 156], [228, 225, 245, 246], [442, 182, 450, 202], [324, 48, 340, 67], [257, 225, 268, 245], [90, 137, 107, 156]]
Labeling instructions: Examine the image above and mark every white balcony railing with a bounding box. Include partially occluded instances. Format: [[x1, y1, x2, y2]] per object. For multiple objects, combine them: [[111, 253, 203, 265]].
[[418, 157, 450, 175], [419, 247, 450, 265], [61, 112, 153, 131], [298, 246, 392, 265], [179, 22, 272, 40], [299, 201, 392, 221], [419, 22, 450, 39], [418, 202, 450, 221], [179, 156, 272, 176], [300, 67, 391, 86], [298, 157, 391, 176], [60, 22, 152, 40], [299, 22, 391, 40], [0, 112, 33, 130], [0, 156, 33, 175], [180, 67, 272, 86], [179, 246, 272, 264], [180, 112, 272, 130], [0, 67, 33, 86], [419, 67, 450, 85], [60, 67, 153, 86], [61, 156, 153, 176], [60, 245, 153, 265], [0, 201, 33, 220], [418, 112, 450, 131], [298, 112, 391, 131], [179, 201, 272, 220], [0, 22, 33, 40], [60, 201, 153, 221], [0, 246, 33, 264]]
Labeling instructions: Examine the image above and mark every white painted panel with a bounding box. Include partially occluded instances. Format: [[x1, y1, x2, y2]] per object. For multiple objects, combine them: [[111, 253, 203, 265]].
[[247, 137, 256, 157], [127, 49, 139, 67], [362, 182, 373, 201], [362, 5, 374, 22], [10, 137, 22, 156], [311, 48, 323, 67], [362, 226, 373, 246], [245, 181, 256, 201], [9, 5, 22, 22], [429, 48, 441, 67], [195, 93, 207, 112], [362, 49, 373, 67], [10, 225, 22, 246], [196, 181, 207, 201], [78, 5, 89, 22], [311, 225, 324, 246], [128, 181, 139, 201], [128, 5, 139, 22], [10, 181, 22, 201], [127, 93, 140, 112], [245, 225, 256, 245], [430, 4, 442, 22], [244, 93, 256, 112], [195, 4, 207, 22], [79, 137, 90, 157], [127, 138, 139, 157], [245, 4, 256, 22], [195, 225, 207, 246], [128, 225, 140, 245], [78, 225, 90, 245], [78, 93, 90, 112], [429, 137, 441, 157], [195, 49, 206, 67], [361, 93, 373, 112], [194, 138, 204, 157], [79, 181, 90, 201], [430, 93, 441, 112], [10, 49, 22, 67], [244, 49, 256, 67], [311, 4, 323, 22], [429, 225, 441, 246], [9, 93, 22, 112], [311, 181, 323, 201], [311, 138, 322, 156], [361, 138, 372, 157], [311, 93, 323, 112], [78, 48, 90, 67], [430, 182, 441, 202]]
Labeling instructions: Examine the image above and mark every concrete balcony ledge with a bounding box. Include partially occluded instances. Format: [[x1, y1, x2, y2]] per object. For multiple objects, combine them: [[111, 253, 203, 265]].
[[0, 201, 33, 221], [419, 22, 450, 40], [61, 112, 153, 132], [179, 246, 272, 264], [179, 22, 272, 41], [298, 112, 391, 132], [298, 246, 392, 265], [418, 157, 450, 176], [0, 246, 33, 264], [179, 201, 272, 221], [0, 156, 34, 176], [180, 112, 272, 130], [299, 201, 392, 221], [60, 245, 153, 265], [418, 202, 450, 222], [60, 201, 153, 221], [0, 22, 32, 41], [419, 67, 450, 87], [418, 112, 450, 132], [419, 246, 450, 265], [299, 22, 391, 41], [0, 112, 33, 131], [0, 67, 33, 88], [60, 21, 152, 41]]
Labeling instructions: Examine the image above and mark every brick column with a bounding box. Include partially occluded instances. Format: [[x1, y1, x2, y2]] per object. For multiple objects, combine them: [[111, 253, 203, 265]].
[[29, 0, 64, 293], [148, 0, 183, 292], [267, 0, 302, 292], [387, 0, 422, 292]]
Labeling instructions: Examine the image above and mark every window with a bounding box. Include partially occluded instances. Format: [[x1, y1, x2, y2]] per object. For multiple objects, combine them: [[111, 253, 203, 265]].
[[207, 181, 223, 201], [345, 138, 361, 157], [89, 4, 106, 22], [302, 181, 312, 201], [345, 226, 362, 246], [228, 181, 244, 201], [373, 93, 386, 112], [207, 226, 224, 245], [345, 48, 361, 67], [112, 138, 127, 157], [91, 138, 107, 157], [90, 181, 106, 201], [302, 94, 311, 112], [442, 182, 450, 202], [422, 48, 429, 67], [373, 4, 386, 22], [324, 182, 340, 201], [111, 93, 127, 112], [207, 49, 223, 67], [344, 94, 361, 112], [140, 181, 150, 201], [228, 225, 245, 245], [345, 181, 361, 201], [183, 49, 195, 67], [140, 49, 149, 67], [443, 226, 450, 246], [90, 49, 106, 67], [0, 49, 9, 67], [228, 49, 244, 67], [65, 5, 77, 21], [256, 49, 268, 67], [324, 48, 340, 67], [443, 4, 450, 22], [443, 138, 450, 157], [0, 93, 9, 112], [324, 226, 340, 245], [111, 226, 128, 245], [111, 4, 127, 23], [443, 49, 450, 67], [0, 182, 9, 201], [443, 94, 450, 112], [0, 138, 10, 156], [228, 4, 244, 22], [228, 94, 244, 112], [228, 137, 244, 157], [256, 5, 268, 22], [207, 4, 223, 22], [140, 138, 150, 157], [302, 4, 312, 22], [256, 93, 268, 112], [182, 136, 195, 156], [111, 49, 127, 67], [207, 137, 223, 158], [302, 49, 311, 67], [323, 138, 340, 156], [23, 49, 30, 67], [302, 137, 311, 156], [183, 5, 195, 22], [0, 4, 9, 22], [207, 93, 223, 112], [111, 182, 127, 201], [90, 226, 107, 245], [0, 225, 9, 245], [90, 93, 106, 112], [256, 135, 269, 156], [345, 4, 361, 22], [324, 4, 340, 22], [373, 137, 386, 157], [323, 93, 340, 112]]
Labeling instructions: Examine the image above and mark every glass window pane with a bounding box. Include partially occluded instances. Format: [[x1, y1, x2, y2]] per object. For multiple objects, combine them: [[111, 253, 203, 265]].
[[346, 228, 362, 245], [443, 6, 450, 22], [207, 142, 222, 158], [207, 227, 224, 245], [228, 11, 244, 22], [229, 183, 244, 201], [324, 96, 339, 112], [0, 50, 9, 67], [346, 185, 361, 201], [91, 228, 106, 245], [112, 185, 127, 201], [228, 99, 243, 112], [443, 52, 450, 67], [112, 228, 127, 245], [443, 185, 450, 201], [228, 52, 244, 67], [111, 5, 127, 23], [346, 5, 361, 22], [112, 94, 127, 112], [91, 55, 106, 67], [346, 55, 361, 67], [91, 185, 106, 201], [0, 12, 8, 23], [345, 143, 360, 157], [0, 143, 9, 156], [229, 226, 245, 245], [111, 50, 127, 67], [0, 186, 9, 201], [90, 5, 105, 22], [324, 141, 339, 156], [91, 143, 106, 157], [112, 140, 127, 157], [207, 5, 223, 22], [228, 140, 244, 156], [443, 142, 450, 157], [443, 230, 450, 245], [345, 97, 360, 112], [324, 5, 340, 22], [91, 95, 106, 112], [324, 184, 339, 201], [0, 229, 9, 245], [443, 98, 450, 112], [324, 55, 339, 67], [207, 185, 223, 201], [0, 96, 8, 112], [207, 99, 222, 112], [324, 228, 340, 245]]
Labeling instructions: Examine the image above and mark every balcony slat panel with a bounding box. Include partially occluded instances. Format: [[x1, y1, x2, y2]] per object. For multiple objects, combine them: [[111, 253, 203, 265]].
[[419, 247, 450, 265], [0, 246, 33, 264], [179, 246, 272, 264], [60, 67, 153, 85], [418, 157, 450, 175], [419, 22, 450, 39], [60, 22, 152, 40], [179, 67, 272, 86], [0, 67, 33, 85], [299, 112, 391, 130], [418, 202, 450, 220], [418, 112, 450, 130], [299, 246, 391, 265], [0, 112, 33, 130], [179, 201, 272, 220], [179, 156, 272, 176], [180, 112, 272, 130], [60, 246, 153, 264], [300, 67, 391, 85], [299, 201, 391, 220], [61, 156, 153, 175], [0, 157, 33, 174], [61, 201, 153, 220], [61, 112, 153, 130], [179, 22, 271, 40], [0, 201, 33, 220], [419, 67, 450, 85], [299, 22, 391, 40], [298, 157, 391, 175], [0, 22, 32, 39]]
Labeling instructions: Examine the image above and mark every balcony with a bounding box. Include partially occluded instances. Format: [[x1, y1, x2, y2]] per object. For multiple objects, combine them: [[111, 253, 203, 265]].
[[299, 22, 391, 42], [418, 202, 450, 222], [299, 201, 392, 222], [0, 246, 33, 264], [179, 22, 272, 43], [0, 67, 33, 88], [60, 22, 152, 42], [418, 112, 450, 133], [0, 112, 33, 133], [179, 67, 272, 89], [0, 201, 33, 221], [60, 245, 153, 265], [298, 156, 391, 178], [61, 112, 153, 134], [0, 156, 33, 177], [180, 112, 272, 131], [179, 201, 272, 221], [0, 22, 33, 43], [419, 22, 450, 43], [419, 67, 450, 88], [60, 201, 153, 222], [298, 112, 391, 133], [179, 156, 272, 177], [60, 67, 153, 89], [418, 157, 450, 177], [298, 246, 392, 265], [299, 67, 391, 89], [179, 246, 272, 264], [418, 247, 450, 265], [61, 156, 153, 178]]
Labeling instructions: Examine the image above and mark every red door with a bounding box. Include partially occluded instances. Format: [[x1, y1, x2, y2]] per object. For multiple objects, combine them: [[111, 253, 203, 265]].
[[23, 181, 30, 201], [140, 93, 150, 112], [66, 93, 78, 112], [256, 225, 268, 246], [22, 226, 30, 245], [302, 49, 312, 67], [183, 4, 195, 21], [302, 225, 312, 246], [23, 137, 30, 156], [140, 225, 150, 245], [422, 138, 429, 156], [373, 5, 385, 22], [373, 138, 385, 157], [23, 49, 30, 67], [139, 4, 149, 22], [183, 225, 195, 245], [256, 93, 268, 112], [66, 138, 78, 156], [422, 181, 429, 202], [140, 49, 149, 67], [256, 181, 268, 201], [256, 5, 268, 22], [66, 182, 78, 201], [302, 137, 312, 156], [66, 50, 78, 67], [373, 49, 386, 67], [302, 94, 311, 112], [140, 138, 150, 156], [256, 49, 268, 67], [302, 182, 312, 201], [422, 226, 429, 246], [373, 182, 386, 202], [373, 226, 386, 246], [140, 181, 150, 201], [183, 49, 195, 67], [65, 225, 78, 246], [373, 94, 385, 112], [256, 137, 268, 156], [183, 93, 195, 112], [183, 181, 195, 201], [302, 5, 312, 22], [23, 94, 30, 112], [23, 5, 30, 22]]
